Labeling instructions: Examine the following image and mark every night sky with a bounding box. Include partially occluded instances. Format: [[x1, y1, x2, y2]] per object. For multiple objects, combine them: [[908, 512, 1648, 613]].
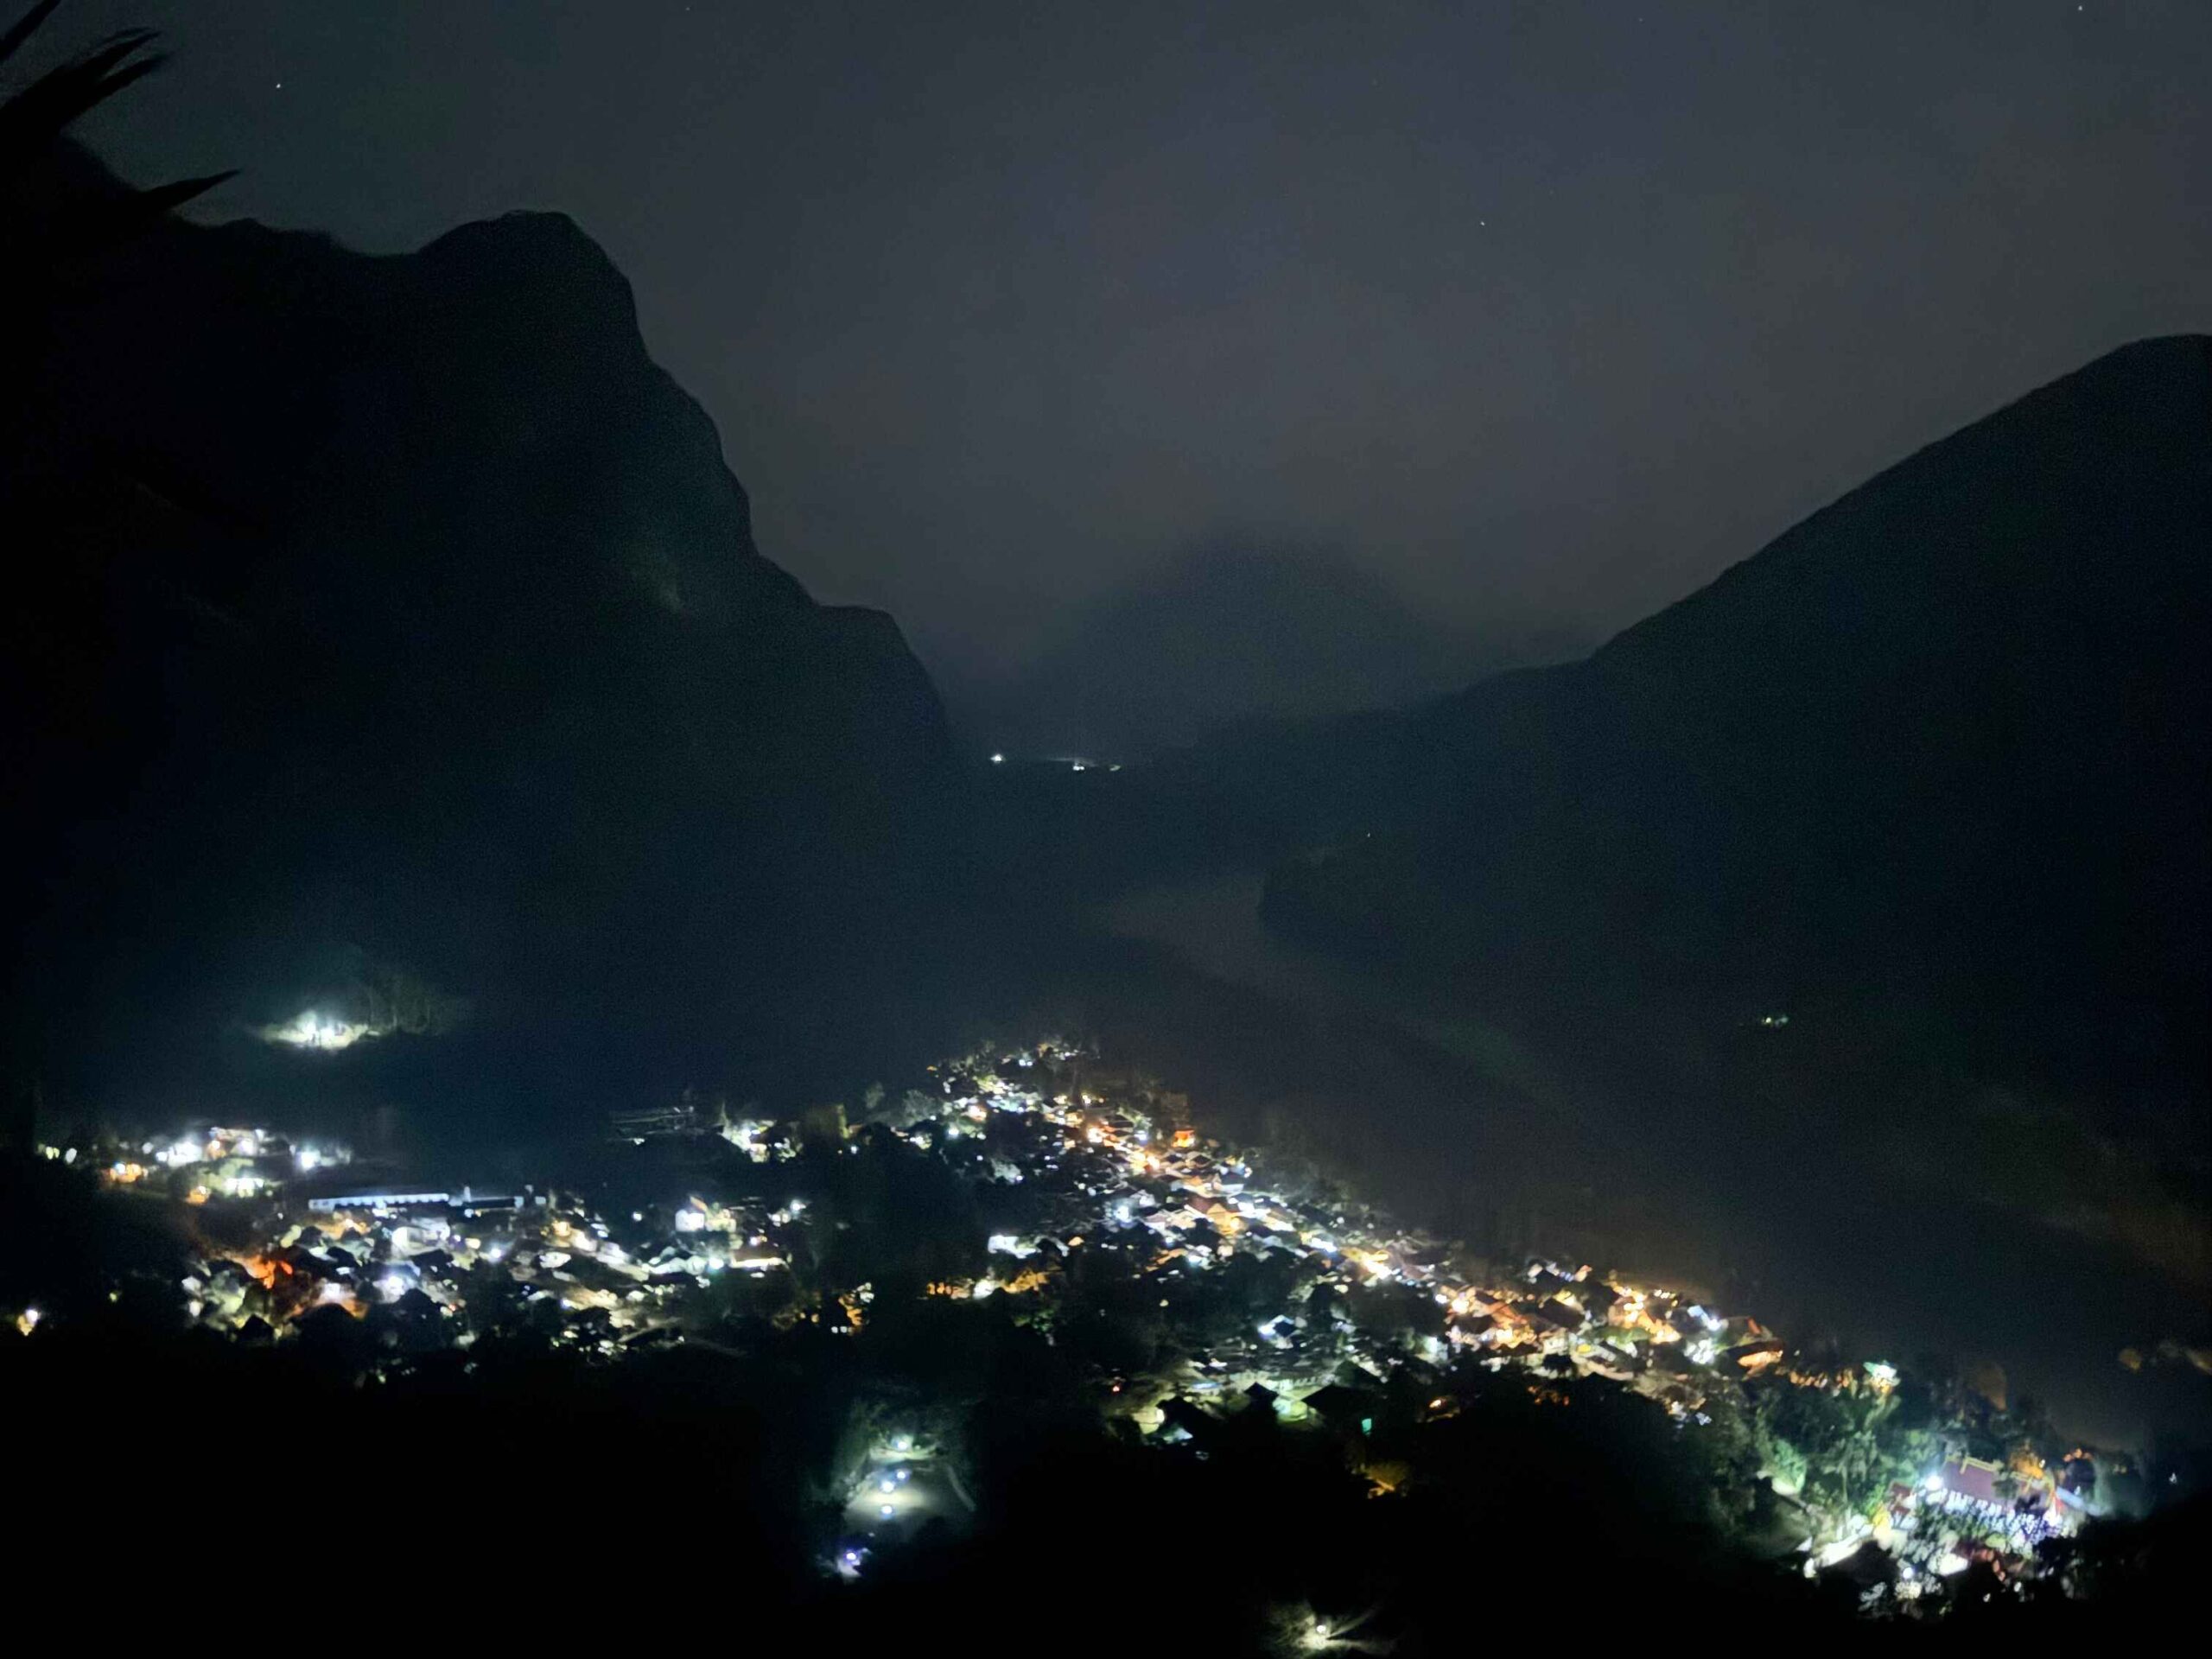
[[50, 0, 2212, 712]]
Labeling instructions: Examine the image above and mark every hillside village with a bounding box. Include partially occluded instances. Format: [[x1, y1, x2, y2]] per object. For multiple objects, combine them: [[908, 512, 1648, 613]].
[[9, 1039, 2137, 1618]]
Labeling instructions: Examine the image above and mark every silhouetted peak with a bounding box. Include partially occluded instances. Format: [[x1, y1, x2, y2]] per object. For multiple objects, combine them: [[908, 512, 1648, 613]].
[[416, 209, 636, 322], [969, 541, 1558, 757], [2046, 332, 2211, 396], [1264, 337, 2209, 1107], [1595, 332, 2211, 681]]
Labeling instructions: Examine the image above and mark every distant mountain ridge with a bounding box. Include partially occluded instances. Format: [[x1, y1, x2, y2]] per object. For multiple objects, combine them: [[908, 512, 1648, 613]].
[[961, 543, 1567, 760]]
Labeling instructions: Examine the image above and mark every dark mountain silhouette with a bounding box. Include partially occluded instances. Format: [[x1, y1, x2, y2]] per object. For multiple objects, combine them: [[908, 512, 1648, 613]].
[[961, 543, 1567, 760], [1259, 335, 2211, 1109], [5, 146, 969, 1128]]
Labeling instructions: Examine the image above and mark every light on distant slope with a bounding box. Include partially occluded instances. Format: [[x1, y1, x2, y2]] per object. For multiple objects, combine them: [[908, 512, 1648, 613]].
[[263, 1010, 370, 1051]]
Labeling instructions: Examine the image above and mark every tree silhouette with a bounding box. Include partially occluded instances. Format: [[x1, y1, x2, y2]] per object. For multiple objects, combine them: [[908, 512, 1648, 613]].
[[2, 1, 232, 271]]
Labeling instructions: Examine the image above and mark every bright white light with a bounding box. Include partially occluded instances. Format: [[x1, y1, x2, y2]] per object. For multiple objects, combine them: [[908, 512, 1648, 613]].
[[269, 1010, 367, 1051], [990, 753, 1004, 764], [675, 1208, 705, 1234], [296, 1147, 320, 1172], [879, 1503, 895, 1518]]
